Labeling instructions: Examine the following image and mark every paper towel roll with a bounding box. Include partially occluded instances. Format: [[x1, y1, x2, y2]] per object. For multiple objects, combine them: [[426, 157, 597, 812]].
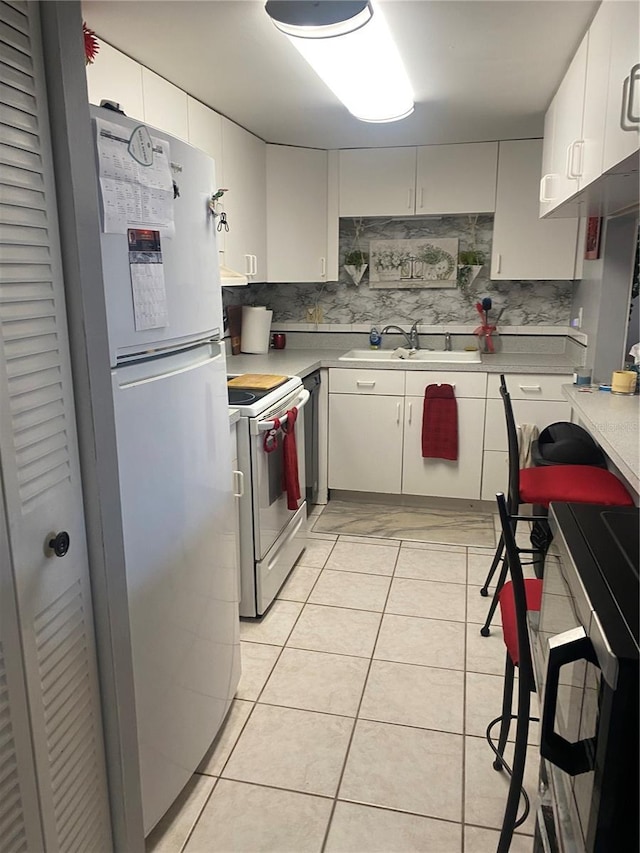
[[241, 306, 273, 353]]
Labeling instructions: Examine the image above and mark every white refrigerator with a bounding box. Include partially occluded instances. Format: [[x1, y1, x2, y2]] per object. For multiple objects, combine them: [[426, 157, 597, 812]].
[[91, 106, 240, 834]]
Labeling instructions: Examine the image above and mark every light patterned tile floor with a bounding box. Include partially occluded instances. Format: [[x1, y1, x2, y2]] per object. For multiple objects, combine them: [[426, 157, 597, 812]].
[[146, 503, 536, 853]]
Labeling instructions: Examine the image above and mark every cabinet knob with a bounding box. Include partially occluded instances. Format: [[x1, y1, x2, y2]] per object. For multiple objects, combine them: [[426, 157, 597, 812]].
[[48, 531, 70, 558]]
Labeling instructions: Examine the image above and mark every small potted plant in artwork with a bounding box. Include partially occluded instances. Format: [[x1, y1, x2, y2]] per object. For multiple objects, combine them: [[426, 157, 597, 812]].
[[344, 249, 368, 286], [373, 248, 409, 281]]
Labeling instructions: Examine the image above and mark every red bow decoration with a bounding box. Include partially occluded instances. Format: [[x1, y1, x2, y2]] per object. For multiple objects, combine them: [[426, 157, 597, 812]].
[[83, 22, 99, 65], [474, 301, 497, 353], [473, 322, 497, 353]]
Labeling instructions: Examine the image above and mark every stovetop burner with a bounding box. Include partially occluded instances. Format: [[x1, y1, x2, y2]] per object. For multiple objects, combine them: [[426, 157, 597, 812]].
[[228, 389, 257, 405]]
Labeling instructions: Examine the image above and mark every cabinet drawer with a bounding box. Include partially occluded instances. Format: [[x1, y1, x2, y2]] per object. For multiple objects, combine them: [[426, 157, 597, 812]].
[[329, 368, 405, 395], [487, 373, 572, 401], [404, 371, 487, 398]]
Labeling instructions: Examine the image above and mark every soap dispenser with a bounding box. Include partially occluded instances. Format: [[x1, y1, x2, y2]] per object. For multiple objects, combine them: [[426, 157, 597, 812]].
[[369, 325, 382, 349]]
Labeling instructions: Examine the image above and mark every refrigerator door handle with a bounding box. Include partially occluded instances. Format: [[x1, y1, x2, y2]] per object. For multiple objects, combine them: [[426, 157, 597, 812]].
[[115, 344, 224, 389]]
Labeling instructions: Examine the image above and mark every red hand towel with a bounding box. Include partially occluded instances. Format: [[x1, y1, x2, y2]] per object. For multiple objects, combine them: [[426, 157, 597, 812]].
[[281, 407, 301, 510], [421, 384, 458, 461]]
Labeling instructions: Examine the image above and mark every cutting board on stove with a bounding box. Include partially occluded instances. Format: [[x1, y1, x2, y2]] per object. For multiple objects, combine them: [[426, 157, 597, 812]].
[[228, 374, 288, 391]]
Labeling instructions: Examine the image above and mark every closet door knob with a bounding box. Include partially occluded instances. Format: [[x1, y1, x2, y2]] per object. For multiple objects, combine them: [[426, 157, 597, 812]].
[[48, 531, 70, 557]]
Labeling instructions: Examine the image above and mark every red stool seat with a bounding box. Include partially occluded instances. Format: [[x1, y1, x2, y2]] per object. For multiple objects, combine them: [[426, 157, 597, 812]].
[[519, 464, 634, 508], [499, 579, 543, 665]]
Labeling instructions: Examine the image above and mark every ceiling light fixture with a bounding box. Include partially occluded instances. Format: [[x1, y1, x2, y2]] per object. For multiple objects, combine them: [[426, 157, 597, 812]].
[[265, 1, 414, 124]]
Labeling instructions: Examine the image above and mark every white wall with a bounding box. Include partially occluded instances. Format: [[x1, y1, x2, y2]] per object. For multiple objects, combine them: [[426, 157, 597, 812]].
[[571, 213, 639, 381]]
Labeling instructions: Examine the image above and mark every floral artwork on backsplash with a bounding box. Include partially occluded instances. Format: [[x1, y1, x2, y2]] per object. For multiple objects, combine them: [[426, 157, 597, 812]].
[[369, 238, 458, 289], [222, 215, 574, 327]]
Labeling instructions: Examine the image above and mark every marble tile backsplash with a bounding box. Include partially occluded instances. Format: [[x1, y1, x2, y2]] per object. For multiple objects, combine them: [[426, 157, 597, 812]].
[[223, 215, 574, 327]]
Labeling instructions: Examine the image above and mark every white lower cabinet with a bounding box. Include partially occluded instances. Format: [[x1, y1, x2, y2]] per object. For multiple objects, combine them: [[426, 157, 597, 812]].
[[328, 369, 488, 500], [481, 373, 573, 500], [329, 393, 404, 493], [402, 396, 486, 499], [328, 369, 574, 504]]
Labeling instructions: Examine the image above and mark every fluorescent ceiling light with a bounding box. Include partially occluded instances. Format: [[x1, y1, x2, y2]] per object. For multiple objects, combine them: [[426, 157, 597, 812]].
[[265, 1, 414, 123]]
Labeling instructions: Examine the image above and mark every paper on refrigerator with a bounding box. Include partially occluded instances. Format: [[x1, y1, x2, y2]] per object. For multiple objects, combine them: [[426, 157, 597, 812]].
[[95, 117, 174, 234]]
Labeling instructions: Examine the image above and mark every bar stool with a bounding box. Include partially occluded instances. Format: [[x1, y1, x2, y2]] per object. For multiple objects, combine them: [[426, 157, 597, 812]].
[[487, 492, 542, 853], [479, 375, 634, 636]]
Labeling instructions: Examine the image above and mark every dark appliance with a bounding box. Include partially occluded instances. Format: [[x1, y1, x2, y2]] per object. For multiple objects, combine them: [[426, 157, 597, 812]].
[[530, 503, 638, 853], [302, 370, 321, 510]]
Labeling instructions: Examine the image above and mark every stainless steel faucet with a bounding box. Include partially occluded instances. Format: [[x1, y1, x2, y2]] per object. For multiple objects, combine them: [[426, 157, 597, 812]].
[[444, 331, 452, 351], [381, 319, 422, 350]]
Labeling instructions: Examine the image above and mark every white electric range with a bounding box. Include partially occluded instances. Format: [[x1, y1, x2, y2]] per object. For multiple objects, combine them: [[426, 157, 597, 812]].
[[228, 375, 309, 617]]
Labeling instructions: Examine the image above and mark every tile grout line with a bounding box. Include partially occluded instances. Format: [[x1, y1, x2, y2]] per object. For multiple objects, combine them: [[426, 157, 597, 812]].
[[318, 534, 402, 853], [461, 544, 469, 853]]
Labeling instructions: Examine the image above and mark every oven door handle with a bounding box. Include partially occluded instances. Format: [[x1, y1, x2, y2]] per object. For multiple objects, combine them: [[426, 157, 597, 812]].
[[540, 626, 598, 776], [257, 389, 310, 432]]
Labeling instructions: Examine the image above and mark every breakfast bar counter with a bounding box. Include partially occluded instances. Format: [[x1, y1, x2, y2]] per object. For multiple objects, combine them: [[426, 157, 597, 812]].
[[562, 384, 639, 497]]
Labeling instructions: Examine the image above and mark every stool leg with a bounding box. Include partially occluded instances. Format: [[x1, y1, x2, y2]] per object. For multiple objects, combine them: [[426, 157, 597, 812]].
[[497, 670, 532, 853], [480, 555, 509, 637], [493, 654, 515, 771], [480, 532, 505, 598]]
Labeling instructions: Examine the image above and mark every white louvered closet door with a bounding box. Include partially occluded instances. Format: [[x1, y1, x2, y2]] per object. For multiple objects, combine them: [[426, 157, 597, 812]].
[[0, 2, 112, 851]]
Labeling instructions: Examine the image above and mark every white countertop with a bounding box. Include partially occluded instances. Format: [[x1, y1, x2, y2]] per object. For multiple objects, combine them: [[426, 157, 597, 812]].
[[562, 384, 639, 496], [226, 348, 576, 379]]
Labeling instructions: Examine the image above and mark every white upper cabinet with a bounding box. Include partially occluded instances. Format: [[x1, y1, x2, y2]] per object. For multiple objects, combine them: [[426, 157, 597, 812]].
[[540, 0, 639, 216], [493, 140, 579, 280], [602, 0, 640, 173], [85, 41, 144, 121], [141, 68, 189, 140], [539, 35, 588, 212], [415, 143, 497, 214], [187, 97, 222, 163], [220, 117, 266, 281], [186, 98, 225, 252], [339, 143, 497, 217], [580, 1, 614, 187], [339, 147, 417, 216], [266, 146, 328, 283]]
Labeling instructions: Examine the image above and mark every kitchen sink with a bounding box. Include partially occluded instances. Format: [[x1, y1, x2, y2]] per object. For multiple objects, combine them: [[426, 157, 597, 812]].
[[338, 349, 482, 363]]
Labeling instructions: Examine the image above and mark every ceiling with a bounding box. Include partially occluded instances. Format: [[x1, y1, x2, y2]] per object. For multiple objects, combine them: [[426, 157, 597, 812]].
[[82, 0, 600, 149]]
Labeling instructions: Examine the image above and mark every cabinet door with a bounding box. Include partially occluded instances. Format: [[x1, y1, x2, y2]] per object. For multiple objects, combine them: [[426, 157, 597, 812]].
[[491, 140, 579, 280], [187, 97, 223, 164], [266, 146, 328, 282], [339, 148, 417, 216], [221, 118, 266, 280], [602, 0, 640, 173], [539, 97, 557, 218], [481, 451, 509, 501], [187, 99, 225, 251], [548, 36, 588, 207], [580, 2, 614, 188], [141, 68, 188, 140], [328, 395, 403, 493], [402, 397, 485, 500], [484, 398, 572, 452], [415, 143, 497, 214], [85, 41, 144, 121]]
